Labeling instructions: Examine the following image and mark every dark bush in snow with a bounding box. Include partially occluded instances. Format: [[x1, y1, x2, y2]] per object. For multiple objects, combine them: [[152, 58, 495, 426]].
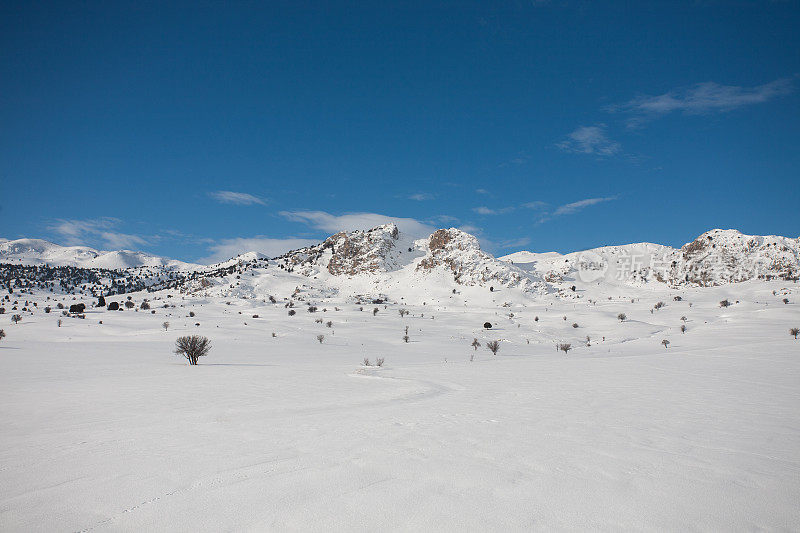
[[97, 296, 106, 307], [69, 303, 85, 314], [483, 322, 492, 329], [174, 335, 211, 365], [124, 301, 135, 309], [486, 340, 500, 355], [107, 302, 119, 311]]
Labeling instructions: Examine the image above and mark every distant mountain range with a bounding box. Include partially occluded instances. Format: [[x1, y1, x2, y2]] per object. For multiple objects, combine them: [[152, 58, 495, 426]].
[[1, 228, 798, 300]]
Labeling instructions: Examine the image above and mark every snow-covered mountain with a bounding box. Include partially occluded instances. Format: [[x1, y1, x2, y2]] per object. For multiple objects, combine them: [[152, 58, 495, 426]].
[[3, 228, 798, 301], [0, 238, 196, 270], [499, 229, 800, 288]]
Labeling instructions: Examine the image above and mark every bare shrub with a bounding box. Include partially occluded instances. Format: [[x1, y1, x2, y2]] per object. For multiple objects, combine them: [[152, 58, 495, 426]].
[[326, 321, 332, 328], [125, 300, 135, 309], [175, 335, 211, 365], [680, 324, 686, 334], [373, 307, 379, 316], [486, 340, 500, 355], [617, 313, 626, 322], [140, 301, 151, 310], [719, 300, 730, 308], [559, 343, 571, 354], [162, 321, 170, 331], [11, 314, 21, 324], [662, 339, 670, 349], [0, 329, 5, 341], [317, 334, 324, 344], [363, 358, 371, 366], [403, 335, 409, 343], [783, 298, 790, 305], [471, 338, 481, 350], [376, 357, 385, 367], [288, 309, 296, 316], [790, 327, 799, 339]]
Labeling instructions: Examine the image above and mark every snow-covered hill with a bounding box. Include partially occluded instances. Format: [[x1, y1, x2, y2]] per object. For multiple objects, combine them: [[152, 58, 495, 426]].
[[500, 229, 800, 289], [0, 238, 196, 270]]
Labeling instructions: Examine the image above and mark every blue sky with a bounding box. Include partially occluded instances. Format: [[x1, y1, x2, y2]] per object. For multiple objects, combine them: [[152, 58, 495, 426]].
[[1, 1, 798, 263]]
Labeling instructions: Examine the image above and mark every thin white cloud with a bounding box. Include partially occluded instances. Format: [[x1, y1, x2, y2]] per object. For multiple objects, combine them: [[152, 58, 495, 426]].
[[475, 188, 490, 195], [199, 236, 319, 264], [209, 191, 267, 206], [499, 237, 532, 249], [472, 206, 516, 215], [610, 78, 794, 126], [556, 124, 620, 156], [521, 201, 547, 210], [47, 218, 150, 250], [553, 197, 616, 216], [280, 210, 435, 238], [407, 193, 435, 201]]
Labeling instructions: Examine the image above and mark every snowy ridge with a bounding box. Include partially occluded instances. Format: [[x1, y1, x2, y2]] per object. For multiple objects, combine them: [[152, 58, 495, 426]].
[[501, 229, 800, 288], [0, 238, 196, 270]]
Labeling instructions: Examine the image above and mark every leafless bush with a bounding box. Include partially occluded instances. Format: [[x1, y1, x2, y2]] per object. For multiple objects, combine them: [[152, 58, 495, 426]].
[[719, 300, 730, 308], [559, 343, 571, 354], [162, 321, 170, 331], [175, 335, 211, 365], [403, 335, 409, 343], [654, 301, 665, 310], [680, 324, 686, 334], [363, 357, 371, 366], [471, 338, 481, 350], [140, 301, 151, 310], [617, 313, 626, 322], [783, 298, 790, 305], [326, 321, 332, 328], [790, 327, 799, 339], [317, 334, 324, 344], [486, 340, 500, 355], [376, 357, 385, 367], [662, 339, 670, 349], [11, 314, 21, 324], [373, 307, 379, 316], [0, 329, 5, 341]]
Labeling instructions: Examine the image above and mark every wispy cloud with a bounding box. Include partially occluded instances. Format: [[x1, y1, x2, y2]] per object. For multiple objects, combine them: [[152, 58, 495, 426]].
[[521, 201, 547, 210], [475, 188, 490, 195], [280, 210, 435, 238], [209, 190, 267, 206], [553, 196, 616, 216], [472, 206, 516, 216], [199, 236, 319, 264], [48, 218, 150, 250], [407, 193, 435, 201], [610, 78, 794, 127], [556, 124, 620, 156]]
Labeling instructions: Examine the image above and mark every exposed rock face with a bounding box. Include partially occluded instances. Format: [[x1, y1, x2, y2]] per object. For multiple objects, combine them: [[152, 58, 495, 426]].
[[416, 228, 546, 293], [326, 225, 400, 275], [672, 229, 799, 285], [277, 224, 403, 276]]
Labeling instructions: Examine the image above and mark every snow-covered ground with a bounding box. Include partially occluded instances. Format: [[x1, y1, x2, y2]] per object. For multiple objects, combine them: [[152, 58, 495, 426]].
[[1, 279, 799, 531]]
